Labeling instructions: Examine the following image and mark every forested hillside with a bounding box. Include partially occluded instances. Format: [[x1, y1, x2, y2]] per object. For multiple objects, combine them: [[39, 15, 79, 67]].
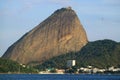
[[35, 39, 120, 70], [0, 58, 37, 73]]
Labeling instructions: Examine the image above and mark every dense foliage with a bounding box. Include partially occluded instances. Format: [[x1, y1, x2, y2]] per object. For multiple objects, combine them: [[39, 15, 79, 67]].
[[35, 39, 120, 70], [0, 58, 20, 73], [0, 58, 37, 73], [76, 39, 120, 68]]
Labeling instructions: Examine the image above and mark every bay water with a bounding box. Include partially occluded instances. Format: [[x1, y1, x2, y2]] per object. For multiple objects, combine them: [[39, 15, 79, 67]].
[[0, 74, 120, 80]]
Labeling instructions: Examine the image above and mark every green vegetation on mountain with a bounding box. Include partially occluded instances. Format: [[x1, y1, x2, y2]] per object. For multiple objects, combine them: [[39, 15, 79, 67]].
[[0, 58, 37, 73], [35, 39, 120, 70], [0, 58, 19, 73], [1, 39, 120, 73]]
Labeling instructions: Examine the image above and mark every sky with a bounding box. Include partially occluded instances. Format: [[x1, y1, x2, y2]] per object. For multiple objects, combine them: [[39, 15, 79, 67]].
[[0, 0, 120, 57]]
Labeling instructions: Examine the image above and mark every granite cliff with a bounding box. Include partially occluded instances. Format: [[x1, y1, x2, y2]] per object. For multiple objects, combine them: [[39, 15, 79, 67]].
[[2, 7, 88, 64]]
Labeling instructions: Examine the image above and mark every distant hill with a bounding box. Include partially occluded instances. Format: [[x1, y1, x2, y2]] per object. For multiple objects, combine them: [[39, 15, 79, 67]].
[[35, 39, 120, 70], [2, 7, 88, 64]]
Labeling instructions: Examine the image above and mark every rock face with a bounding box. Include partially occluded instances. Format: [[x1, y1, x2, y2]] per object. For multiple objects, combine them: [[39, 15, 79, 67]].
[[2, 7, 88, 64]]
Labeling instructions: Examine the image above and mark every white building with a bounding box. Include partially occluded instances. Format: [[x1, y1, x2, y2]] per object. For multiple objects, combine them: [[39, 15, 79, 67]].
[[67, 60, 76, 68]]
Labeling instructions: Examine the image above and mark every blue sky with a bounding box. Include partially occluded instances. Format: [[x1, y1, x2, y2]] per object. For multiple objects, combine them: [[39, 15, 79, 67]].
[[0, 0, 120, 56]]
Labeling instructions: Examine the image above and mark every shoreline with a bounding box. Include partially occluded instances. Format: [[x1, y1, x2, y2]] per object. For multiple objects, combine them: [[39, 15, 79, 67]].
[[0, 73, 120, 75]]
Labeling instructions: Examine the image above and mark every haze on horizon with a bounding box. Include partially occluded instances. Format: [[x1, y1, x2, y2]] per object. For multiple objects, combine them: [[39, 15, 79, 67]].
[[0, 0, 120, 57]]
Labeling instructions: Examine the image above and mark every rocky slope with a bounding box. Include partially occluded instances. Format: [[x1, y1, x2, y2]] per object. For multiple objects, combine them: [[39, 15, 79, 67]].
[[2, 7, 88, 64]]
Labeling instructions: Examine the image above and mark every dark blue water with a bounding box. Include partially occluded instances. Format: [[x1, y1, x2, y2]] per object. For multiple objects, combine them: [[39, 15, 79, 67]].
[[0, 74, 120, 80]]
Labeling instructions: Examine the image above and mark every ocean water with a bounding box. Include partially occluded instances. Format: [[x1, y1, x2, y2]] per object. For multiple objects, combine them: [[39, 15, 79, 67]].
[[0, 74, 120, 80]]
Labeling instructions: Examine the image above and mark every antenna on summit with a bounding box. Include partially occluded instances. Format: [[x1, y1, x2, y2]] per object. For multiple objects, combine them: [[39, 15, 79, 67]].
[[66, 6, 72, 9]]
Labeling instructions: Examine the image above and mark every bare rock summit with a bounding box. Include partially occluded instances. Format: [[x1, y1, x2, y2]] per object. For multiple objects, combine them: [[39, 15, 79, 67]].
[[2, 7, 88, 64]]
